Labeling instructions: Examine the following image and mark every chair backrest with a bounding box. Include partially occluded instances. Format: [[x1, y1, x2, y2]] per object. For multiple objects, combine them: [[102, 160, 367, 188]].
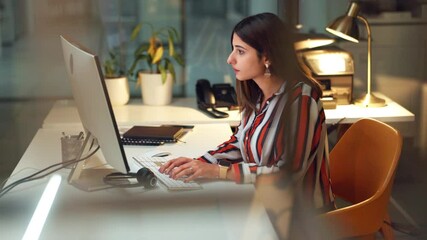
[[330, 118, 402, 204], [322, 118, 402, 238]]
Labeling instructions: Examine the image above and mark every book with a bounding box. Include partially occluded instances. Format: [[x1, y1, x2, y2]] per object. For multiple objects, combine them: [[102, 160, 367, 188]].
[[122, 125, 185, 143]]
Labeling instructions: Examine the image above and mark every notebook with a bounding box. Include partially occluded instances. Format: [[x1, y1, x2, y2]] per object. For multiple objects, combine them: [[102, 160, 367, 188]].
[[122, 126, 185, 144]]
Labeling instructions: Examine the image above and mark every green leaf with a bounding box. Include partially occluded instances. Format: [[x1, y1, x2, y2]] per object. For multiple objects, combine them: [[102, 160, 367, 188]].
[[169, 27, 179, 41], [158, 64, 167, 84], [167, 61, 176, 81], [168, 37, 174, 57], [131, 23, 142, 40], [173, 52, 184, 66], [128, 54, 148, 76], [135, 43, 149, 56]]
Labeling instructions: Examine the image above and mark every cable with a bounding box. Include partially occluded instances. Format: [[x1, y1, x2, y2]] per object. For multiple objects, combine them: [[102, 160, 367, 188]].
[[0, 145, 100, 198], [0, 146, 99, 197], [0, 147, 99, 198], [327, 117, 346, 134], [383, 220, 422, 236], [0, 167, 40, 188]]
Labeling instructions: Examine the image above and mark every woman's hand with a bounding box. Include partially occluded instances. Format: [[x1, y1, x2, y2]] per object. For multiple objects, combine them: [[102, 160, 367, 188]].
[[159, 157, 219, 182]]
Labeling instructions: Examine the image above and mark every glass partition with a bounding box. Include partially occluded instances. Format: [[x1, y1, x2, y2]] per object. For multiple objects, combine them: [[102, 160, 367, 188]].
[[0, 0, 280, 99]]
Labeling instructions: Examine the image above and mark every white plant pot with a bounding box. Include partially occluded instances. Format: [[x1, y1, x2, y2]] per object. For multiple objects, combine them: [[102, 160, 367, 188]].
[[104, 76, 130, 106], [139, 72, 173, 105]]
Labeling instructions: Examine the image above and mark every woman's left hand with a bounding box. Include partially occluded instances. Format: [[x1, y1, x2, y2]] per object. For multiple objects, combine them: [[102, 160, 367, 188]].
[[159, 157, 219, 182]]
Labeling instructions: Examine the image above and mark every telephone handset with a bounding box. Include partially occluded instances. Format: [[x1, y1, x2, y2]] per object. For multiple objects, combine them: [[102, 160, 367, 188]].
[[196, 79, 237, 118]]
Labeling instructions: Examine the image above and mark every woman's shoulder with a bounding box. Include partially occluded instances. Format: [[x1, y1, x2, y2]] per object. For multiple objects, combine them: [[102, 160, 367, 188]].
[[288, 81, 321, 101]]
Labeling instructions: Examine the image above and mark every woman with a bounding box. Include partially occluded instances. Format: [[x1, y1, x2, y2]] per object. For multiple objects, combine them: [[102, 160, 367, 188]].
[[159, 12, 334, 210]]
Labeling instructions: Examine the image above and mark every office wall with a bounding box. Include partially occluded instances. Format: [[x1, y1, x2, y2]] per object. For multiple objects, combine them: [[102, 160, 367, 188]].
[[299, 0, 347, 34], [0, 0, 16, 45], [299, 0, 328, 33], [249, 0, 277, 15]]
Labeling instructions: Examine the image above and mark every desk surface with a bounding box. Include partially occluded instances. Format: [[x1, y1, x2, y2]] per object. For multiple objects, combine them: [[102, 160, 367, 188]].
[[42, 98, 241, 129], [1, 125, 279, 240], [323, 98, 415, 124], [42, 95, 414, 129]]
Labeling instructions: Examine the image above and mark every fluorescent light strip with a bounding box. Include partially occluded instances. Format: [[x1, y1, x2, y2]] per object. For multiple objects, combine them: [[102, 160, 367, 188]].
[[22, 174, 62, 240]]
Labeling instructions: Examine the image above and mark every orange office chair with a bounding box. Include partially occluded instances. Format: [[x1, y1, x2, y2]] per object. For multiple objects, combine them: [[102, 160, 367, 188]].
[[317, 118, 402, 240]]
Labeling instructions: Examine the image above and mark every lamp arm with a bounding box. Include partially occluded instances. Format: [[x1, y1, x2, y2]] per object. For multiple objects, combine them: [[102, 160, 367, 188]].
[[357, 15, 372, 95]]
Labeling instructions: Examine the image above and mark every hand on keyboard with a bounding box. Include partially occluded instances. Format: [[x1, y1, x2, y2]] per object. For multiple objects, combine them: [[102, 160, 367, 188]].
[[133, 155, 202, 191], [158, 157, 222, 182]]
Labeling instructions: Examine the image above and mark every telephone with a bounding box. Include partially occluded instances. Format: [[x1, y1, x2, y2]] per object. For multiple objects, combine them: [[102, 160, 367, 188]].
[[195, 79, 238, 118]]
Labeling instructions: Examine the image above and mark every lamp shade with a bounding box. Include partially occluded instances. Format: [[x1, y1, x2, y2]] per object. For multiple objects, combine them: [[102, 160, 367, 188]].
[[326, 1, 361, 43], [326, 16, 359, 42]]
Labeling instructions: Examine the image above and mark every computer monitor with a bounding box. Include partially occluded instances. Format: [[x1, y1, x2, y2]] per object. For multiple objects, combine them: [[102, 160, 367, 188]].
[[60, 35, 130, 191]]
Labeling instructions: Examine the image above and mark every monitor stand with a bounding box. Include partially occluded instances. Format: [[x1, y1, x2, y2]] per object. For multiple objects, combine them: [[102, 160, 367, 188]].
[[68, 132, 116, 191]]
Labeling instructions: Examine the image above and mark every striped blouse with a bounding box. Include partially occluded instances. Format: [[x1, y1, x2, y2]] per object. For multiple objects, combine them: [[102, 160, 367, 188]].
[[197, 81, 334, 209]]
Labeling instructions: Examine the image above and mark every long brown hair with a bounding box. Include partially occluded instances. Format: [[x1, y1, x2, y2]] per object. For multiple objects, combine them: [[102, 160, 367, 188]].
[[231, 13, 321, 114]]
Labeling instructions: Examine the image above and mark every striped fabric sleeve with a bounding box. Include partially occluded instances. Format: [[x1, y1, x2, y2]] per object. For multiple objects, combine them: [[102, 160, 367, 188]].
[[196, 122, 244, 164], [232, 162, 280, 184]]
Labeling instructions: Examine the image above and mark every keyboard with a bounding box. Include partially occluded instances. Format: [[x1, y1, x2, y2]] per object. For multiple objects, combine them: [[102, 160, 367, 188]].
[[121, 137, 165, 146], [133, 155, 202, 191]]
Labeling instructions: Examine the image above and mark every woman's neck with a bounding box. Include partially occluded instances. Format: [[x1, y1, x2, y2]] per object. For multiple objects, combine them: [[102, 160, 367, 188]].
[[254, 75, 284, 105]]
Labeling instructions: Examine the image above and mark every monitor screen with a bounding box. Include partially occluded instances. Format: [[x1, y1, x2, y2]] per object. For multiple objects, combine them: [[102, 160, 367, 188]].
[[60, 35, 130, 189]]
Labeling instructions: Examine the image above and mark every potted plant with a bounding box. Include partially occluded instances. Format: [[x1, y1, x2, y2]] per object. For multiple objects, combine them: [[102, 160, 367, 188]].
[[129, 22, 184, 105], [103, 50, 130, 106]]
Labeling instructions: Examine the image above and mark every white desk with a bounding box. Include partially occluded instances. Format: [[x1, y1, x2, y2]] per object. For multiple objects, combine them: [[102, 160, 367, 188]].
[[42, 95, 414, 129], [42, 98, 241, 129], [1, 124, 279, 240], [323, 98, 414, 124]]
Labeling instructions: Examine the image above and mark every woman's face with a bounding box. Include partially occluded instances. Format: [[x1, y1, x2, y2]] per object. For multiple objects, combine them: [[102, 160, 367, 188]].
[[227, 33, 266, 81]]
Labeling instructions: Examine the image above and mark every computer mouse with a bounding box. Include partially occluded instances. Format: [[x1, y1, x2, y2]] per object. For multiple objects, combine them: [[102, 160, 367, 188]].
[[151, 151, 171, 157]]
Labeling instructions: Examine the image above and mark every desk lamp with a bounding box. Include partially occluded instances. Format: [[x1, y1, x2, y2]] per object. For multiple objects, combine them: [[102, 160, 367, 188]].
[[326, 1, 386, 107]]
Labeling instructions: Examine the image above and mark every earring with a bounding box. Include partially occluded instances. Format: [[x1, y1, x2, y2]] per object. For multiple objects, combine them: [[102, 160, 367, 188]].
[[264, 63, 271, 77]]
